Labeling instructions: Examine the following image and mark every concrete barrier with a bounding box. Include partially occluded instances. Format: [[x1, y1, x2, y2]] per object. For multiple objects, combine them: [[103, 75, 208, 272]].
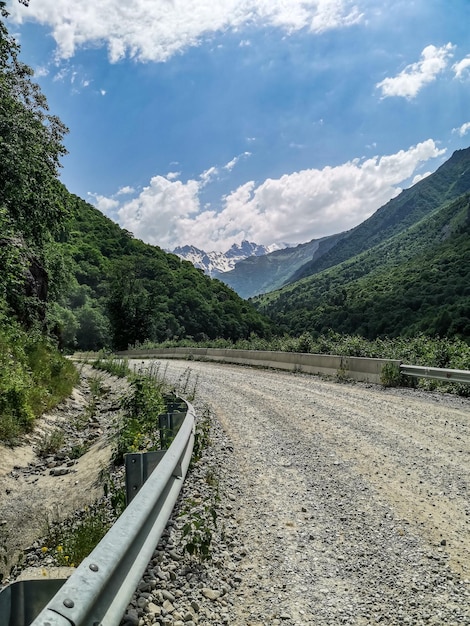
[[117, 348, 400, 384]]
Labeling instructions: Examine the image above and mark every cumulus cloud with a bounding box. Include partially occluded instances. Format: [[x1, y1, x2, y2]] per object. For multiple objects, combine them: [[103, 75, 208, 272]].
[[411, 171, 431, 185], [452, 122, 470, 137], [376, 43, 454, 99], [97, 140, 445, 251], [87, 193, 119, 215], [116, 176, 201, 250], [453, 56, 470, 79], [9, 0, 363, 62], [116, 185, 135, 195]]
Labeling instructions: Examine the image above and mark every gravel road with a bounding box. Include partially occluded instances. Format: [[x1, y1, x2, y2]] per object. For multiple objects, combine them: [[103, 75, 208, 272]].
[[126, 359, 470, 626]]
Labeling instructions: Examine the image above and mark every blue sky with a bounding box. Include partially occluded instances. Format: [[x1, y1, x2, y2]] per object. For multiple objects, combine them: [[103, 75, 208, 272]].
[[7, 0, 470, 251]]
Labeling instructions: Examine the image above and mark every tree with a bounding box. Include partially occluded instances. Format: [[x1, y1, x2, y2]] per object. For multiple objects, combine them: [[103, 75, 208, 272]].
[[0, 2, 69, 246]]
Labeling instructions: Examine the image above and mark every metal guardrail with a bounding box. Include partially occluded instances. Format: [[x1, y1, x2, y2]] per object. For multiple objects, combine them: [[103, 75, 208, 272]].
[[21, 400, 195, 626], [400, 364, 470, 384]]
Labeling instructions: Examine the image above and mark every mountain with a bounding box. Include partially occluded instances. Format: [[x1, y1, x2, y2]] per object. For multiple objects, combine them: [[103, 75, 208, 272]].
[[215, 148, 470, 302], [173, 240, 283, 276], [288, 147, 470, 284], [217, 233, 345, 299], [253, 154, 470, 341]]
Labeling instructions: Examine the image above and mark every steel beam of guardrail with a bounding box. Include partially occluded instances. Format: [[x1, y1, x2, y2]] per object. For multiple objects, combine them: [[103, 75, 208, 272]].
[[27, 401, 195, 626], [400, 364, 470, 384]]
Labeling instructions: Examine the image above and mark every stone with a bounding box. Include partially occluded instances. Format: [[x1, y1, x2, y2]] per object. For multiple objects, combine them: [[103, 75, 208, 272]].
[[162, 599, 175, 613], [162, 589, 176, 602], [202, 588, 221, 601], [145, 602, 161, 616]]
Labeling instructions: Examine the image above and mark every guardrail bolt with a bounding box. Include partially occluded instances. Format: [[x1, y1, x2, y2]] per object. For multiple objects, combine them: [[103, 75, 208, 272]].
[[89, 563, 99, 572], [63, 598, 75, 609]]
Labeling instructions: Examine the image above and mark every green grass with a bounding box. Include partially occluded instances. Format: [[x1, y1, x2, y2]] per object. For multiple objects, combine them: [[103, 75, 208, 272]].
[[0, 313, 79, 444], [42, 503, 113, 568]]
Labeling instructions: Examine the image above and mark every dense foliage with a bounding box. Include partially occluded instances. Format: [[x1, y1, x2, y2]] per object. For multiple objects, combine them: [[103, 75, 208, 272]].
[[0, 3, 78, 441], [0, 306, 78, 443]]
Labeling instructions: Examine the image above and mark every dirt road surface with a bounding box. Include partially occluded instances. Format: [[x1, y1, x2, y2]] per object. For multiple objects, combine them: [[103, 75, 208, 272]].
[[134, 359, 470, 625]]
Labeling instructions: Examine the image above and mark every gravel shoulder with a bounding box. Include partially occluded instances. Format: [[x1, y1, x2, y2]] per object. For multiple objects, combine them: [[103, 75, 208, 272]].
[[129, 359, 470, 626]]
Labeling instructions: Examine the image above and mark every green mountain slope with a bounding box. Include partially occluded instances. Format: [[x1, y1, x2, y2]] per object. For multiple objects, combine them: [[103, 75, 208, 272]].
[[289, 147, 470, 283], [53, 195, 271, 350], [254, 192, 470, 340]]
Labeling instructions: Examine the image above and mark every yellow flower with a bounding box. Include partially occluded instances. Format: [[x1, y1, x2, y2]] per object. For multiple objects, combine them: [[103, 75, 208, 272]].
[[57, 545, 63, 553], [41, 546, 48, 553]]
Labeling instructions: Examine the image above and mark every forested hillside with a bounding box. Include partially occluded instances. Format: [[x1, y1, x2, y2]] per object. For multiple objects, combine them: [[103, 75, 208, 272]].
[[289, 147, 470, 283], [217, 148, 470, 301], [0, 3, 270, 440], [52, 195, 271, 350], [254, 192, 470, 340]]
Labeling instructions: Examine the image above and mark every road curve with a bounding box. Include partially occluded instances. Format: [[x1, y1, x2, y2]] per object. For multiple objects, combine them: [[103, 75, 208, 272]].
[[133, 359, 470, 625]]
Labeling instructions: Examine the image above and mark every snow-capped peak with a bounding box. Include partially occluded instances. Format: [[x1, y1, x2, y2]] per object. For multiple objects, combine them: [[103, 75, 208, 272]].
[[172, 240, 284, 276]]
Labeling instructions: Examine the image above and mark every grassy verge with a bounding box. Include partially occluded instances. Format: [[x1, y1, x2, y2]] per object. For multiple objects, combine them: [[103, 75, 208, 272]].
[[0, 315, 78, 444]]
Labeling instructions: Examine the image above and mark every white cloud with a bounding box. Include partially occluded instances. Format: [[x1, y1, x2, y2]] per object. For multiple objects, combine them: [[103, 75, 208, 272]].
[[88, 193, 119, 215], [106, 140, 445, 251], [223, 151, 251, 171], [200, 166, 219, 187], [453, 56, 470, 79], [116, 176, 201, 250], [34, 65, 49, 77], [166, 172, 181, 181], [452, 122, 470, 137], [411, 171, 431, 185], [376, 43, 454, 99], [9, 0, 363, 62], [116, 185, 135, 195]]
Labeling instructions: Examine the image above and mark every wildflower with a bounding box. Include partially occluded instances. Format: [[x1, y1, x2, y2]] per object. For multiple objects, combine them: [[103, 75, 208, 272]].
[[57, 545, 63, 553], [41, 546, 48, 553]]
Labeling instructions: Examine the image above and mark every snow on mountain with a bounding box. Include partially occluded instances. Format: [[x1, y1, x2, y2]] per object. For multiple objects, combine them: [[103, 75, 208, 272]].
[[172, 240, 285, 276]]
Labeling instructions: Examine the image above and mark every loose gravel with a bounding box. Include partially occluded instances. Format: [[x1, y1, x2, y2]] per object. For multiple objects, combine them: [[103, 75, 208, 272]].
[[2, 358, 468, 625], [123, 359, 470, 626]]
